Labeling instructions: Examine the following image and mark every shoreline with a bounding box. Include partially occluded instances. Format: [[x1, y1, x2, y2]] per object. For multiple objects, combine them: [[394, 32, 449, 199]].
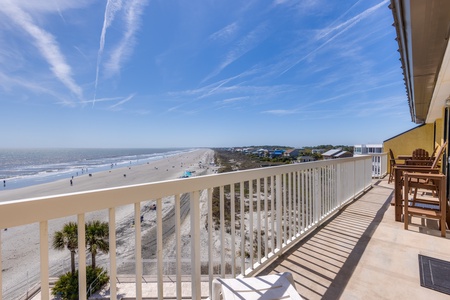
[[0, 148, 197, 192], [0, 149, 216, 300], [0, 149, 211, 202]]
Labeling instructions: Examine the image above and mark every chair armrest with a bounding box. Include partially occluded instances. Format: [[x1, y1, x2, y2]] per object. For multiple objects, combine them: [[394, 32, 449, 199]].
[[393, 166, 440, 173], [403, 172, 445, 180], [405, 159, 433, 166], [391, 159, 405, 164]]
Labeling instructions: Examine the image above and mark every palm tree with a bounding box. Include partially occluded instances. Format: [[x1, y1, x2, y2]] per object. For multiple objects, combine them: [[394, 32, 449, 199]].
[[85, 220, 109, 269], [53, 222, 78, 274]]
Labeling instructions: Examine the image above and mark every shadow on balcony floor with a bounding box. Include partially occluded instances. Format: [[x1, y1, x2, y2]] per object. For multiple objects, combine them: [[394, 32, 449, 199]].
[[258, 179, 450, 300]]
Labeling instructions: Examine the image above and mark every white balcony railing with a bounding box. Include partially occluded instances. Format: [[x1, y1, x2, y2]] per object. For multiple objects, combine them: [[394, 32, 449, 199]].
[[0, 155, 374, 300], [369, 153, 388, 178]]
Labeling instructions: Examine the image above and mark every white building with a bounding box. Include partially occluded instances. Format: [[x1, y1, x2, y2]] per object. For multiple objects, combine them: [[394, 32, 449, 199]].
[[354, 144, 384, 177], [354, 144, 383, 156]]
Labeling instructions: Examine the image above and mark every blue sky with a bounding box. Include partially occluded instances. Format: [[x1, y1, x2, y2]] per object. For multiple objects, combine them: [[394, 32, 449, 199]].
[[0, 0, 415, 148]]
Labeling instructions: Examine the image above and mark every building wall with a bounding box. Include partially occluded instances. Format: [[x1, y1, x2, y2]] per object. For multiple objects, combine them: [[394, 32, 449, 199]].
[[384, 123, 434, 164], [435, 117, 444, 146], [354, 144, 382, 156], [384, 119, 446, 172], [354, 145, 365, 155]]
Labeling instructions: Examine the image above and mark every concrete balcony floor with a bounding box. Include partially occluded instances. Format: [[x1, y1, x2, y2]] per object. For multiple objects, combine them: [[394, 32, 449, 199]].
[[259, 178, 450, 299], [32, 178, 450, 299]]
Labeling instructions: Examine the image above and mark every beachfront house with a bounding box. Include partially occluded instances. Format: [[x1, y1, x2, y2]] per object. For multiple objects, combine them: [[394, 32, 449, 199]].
[[311, 148, 326, 154], [334, 150, 353, 159], [354, 144, 383, 156], [322, 148, 341, 159], [297, 155, 315, 163], [1, 1, 450, 299], [252, 148, 269, 157], [322, 148, 353, 159], [269, 149, 285, 158], [282, 149, 301, 159]]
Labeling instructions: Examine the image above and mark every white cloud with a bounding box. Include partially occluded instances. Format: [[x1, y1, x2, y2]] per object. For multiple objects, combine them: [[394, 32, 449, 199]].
[[203, 22, 269, 83], [0, 70, 73, 105], [1, 0, 90, 14], [315, 0, 387, 41], [280, 0, 389, 75], [94, 0, 148, 105], [262, 109, 297, 115], [221, 96, 249, 104], [78, 96, 124, 105], [95, 0, 123, 102], [109, 93, 135, 110], [104, 0, 148, 76], [0, 1, 83, 100], [209, 22, 239, 43]]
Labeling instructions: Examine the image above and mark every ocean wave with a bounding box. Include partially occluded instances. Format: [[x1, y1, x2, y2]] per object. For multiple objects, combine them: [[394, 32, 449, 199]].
[[0, 148, 195, 189]]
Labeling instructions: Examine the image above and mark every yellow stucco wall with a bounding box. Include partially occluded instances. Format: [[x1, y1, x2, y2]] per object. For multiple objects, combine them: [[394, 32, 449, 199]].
[[435, 118, 444, 145], [384, 123, 435, 159], [384, 117, 446, 172]]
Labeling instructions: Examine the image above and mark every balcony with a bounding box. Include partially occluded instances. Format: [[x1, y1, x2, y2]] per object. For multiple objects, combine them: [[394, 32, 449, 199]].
[[1, 153, 448, 299]]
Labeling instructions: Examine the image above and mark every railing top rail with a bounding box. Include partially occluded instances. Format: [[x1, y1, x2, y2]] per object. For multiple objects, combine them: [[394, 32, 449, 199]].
[[0, 156, 373, 229]]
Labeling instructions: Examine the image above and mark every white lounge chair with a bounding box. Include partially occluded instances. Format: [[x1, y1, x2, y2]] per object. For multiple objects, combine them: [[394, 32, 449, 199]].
[[212, 272, 302, 300]]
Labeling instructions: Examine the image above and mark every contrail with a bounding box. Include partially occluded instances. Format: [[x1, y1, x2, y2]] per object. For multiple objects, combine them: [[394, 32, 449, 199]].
[[280, 0, 388, 76], [94, 0, 123, 106], [109, 93, 135, 110], [104, 0, 147, 76]]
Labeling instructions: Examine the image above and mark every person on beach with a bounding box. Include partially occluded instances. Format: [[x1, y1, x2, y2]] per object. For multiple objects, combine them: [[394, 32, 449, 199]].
[[3, 180, 5, 187], [70, 179, 73, 186]]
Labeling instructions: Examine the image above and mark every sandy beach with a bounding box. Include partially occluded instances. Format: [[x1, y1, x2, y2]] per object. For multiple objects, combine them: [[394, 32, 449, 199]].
[[0, 148, 216, 300]]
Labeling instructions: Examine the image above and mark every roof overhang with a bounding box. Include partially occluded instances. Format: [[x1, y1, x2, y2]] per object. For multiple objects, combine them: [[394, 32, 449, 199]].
[[390, 0, 450, 124]]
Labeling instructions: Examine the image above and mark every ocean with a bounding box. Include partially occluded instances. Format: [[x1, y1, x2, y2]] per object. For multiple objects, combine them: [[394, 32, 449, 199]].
[[0, 148, 194, 190]]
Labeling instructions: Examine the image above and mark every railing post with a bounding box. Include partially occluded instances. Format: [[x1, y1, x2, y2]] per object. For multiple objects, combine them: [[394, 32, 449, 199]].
[[0, 230, 2, 300], [276, 174, 282, 255], [256, 178, 261, 264], [337, 163, 342, 208], [109, 208, 117, 300], [270, 177, 275, 254], [134, 203, 142, 300], [207, 189, 213, 298], [156, 198, 163, 300], [230, 185, 236, 277], [264, 177, 269, 258], [240, 182, 245, 275], [354, 160, 357, 200], [78, 214, 87, 300], [176, 194, 182, 300], [220, 186, 225, 277], [288, 173, 292, 240], [249, 181, 254, 266], [190, 191, 201, 300], [40, 221, 49, 300], [282, 174, 287, 244], [314, 168, 321, 225]]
